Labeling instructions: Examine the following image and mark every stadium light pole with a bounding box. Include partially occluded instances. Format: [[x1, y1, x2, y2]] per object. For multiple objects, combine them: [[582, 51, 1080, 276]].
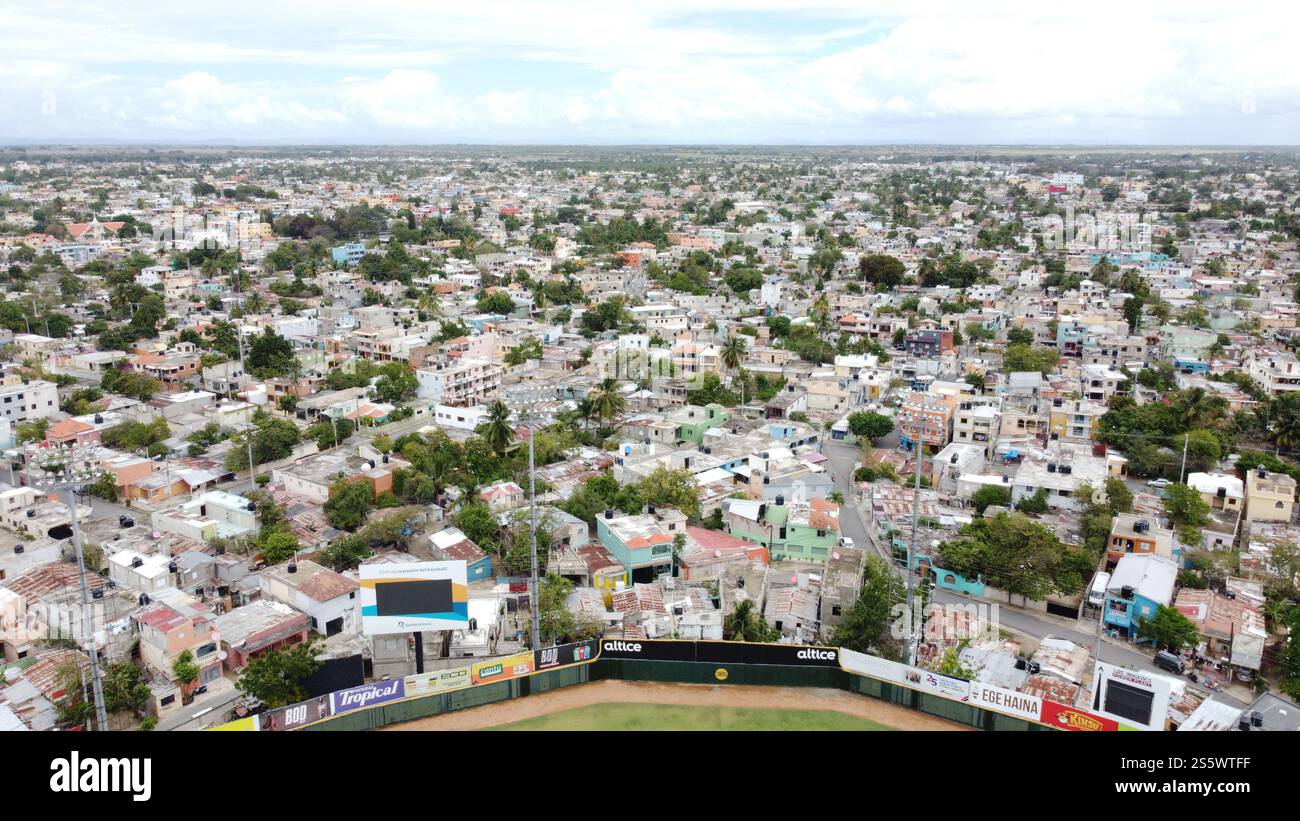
[[26, 441, 109, 731]]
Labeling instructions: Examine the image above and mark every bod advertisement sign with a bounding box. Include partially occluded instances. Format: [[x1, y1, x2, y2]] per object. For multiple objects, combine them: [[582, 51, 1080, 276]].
[[405, 665, 472, 698], [331, 679, 407, 714], [472, 651, 535, 684], [535, 640, 598, 671], [968, 682, 1043, 723], [1040, 699, 1119, 732], [358, 561, 468, 635], [260, 695, 331, 731], [597, 639, 840, 667]]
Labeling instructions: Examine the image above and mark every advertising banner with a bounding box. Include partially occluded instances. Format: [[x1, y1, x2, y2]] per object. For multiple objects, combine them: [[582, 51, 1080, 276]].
[[598, 639, 840, 667], [598, 639, 697, 662], [968, 682, 1043, 723], [209, 716, 258, 732], [358, 561, 468, 635], [331, 679, 407, 714], [534, 640, 598, 671], [1040, 699, 1120, 732], [838, 648, 970, 701], [472, 651, 535, 684], [404, 665, 472, 698], [695, 641, 840, 667], [259, 695, 332, 731]]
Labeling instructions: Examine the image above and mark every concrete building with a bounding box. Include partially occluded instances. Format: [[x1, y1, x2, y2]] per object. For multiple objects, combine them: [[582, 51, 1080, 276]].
[[1244, 467, 1296, 525]]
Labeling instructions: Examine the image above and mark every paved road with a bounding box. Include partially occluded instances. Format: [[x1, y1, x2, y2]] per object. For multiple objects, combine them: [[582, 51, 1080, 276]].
[[820, 440, 1250, 709]]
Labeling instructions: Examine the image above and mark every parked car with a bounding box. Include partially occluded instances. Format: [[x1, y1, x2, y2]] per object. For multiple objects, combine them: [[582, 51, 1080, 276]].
[[837, 537, 855, 549], [1146, 478, 1172, 489], [118, 515, 135, 528], [1153, 649, 1185, 674]]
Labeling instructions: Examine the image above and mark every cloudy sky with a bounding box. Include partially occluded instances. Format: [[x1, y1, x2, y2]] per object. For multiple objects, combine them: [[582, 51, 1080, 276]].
[[3, 0, 1298, 144]]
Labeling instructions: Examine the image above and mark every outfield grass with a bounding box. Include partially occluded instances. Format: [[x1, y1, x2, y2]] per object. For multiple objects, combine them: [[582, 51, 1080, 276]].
[[488, 702, 893, 731]]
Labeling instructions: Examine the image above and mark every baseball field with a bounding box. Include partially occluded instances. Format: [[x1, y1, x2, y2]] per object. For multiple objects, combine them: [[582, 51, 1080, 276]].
[[382, 680, 967, 731]]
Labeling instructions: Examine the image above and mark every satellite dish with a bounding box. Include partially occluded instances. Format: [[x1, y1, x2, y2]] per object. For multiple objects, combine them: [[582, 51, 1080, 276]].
[[713, 549, 722, 558], [217, 651, 228, 661], [791, 574, 798, 584], [832, 552, 841, 560]]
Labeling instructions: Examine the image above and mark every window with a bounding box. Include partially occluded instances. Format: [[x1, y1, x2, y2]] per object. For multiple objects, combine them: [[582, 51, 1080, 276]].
[[160, 694, 175, 706]]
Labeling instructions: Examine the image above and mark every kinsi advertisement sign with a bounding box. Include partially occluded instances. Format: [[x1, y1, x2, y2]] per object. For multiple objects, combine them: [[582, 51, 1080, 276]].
[[404, 665, 472, 698], [968, 682, 1043, 723], [358, 561, 468, 635], [331, 679, 406, 714], [472, 651, 535, 684], [1040, 700, 1119, 732]]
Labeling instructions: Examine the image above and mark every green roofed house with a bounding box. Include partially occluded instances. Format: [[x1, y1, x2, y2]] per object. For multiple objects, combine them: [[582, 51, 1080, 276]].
[[666, 403, 729, 446], [720, 495, 841, 562]]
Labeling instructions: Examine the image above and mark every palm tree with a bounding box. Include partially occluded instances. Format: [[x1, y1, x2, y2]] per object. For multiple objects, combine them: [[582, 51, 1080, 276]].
[[1177, 387, 1223, 431], [479, 400, 515, 456], [575, 397, 598, 434], [590, 378, 626, 427], [417, 289, 441, 318], [724, 599, 773, 642], [828, 490, 845, 505], [720, 335, 747, 406]]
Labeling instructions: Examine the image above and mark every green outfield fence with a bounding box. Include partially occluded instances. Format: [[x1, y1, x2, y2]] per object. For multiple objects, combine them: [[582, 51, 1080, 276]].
[[291, 638, 1051, 732]]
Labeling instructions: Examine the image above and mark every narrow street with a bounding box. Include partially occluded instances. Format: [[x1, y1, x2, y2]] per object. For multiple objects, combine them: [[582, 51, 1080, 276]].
[[820, 440, 1252, 709]]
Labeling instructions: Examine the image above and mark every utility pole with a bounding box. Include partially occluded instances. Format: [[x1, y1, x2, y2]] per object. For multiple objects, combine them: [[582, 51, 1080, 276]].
[[66, 487, 108, 731], [906, 404, 924, 667], [527, 418, 541, 652], [232, 271, 256, 486], [1179, 433, 1189, 484]]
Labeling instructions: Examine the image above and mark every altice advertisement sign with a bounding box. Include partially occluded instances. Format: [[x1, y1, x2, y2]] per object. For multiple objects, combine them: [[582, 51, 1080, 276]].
[[359, 561, 468, 635]]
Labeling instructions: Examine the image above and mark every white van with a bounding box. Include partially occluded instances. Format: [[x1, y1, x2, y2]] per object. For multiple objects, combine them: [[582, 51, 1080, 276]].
[[1088, 571, 1111, 608]]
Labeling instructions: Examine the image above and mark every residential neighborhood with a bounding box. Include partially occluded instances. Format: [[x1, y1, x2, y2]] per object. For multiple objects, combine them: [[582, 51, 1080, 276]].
[[0, 141, 1297, 739]]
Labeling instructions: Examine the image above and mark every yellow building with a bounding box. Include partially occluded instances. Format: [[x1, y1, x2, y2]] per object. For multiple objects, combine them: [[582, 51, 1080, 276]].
[[1048, 398, 1105, 444], [1244, 467, 1296, 525]]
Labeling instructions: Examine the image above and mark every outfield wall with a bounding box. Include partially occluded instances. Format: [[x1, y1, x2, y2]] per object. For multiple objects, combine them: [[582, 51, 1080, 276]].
[[210, 637, 1084, 732]]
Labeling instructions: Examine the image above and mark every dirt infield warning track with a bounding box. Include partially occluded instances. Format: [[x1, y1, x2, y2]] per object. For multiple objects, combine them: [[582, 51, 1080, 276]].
[[381, 680, 969, 731]]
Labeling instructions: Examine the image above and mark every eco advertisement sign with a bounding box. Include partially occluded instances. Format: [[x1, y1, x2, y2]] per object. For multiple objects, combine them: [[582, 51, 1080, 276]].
[[404, 665, 472, 698]]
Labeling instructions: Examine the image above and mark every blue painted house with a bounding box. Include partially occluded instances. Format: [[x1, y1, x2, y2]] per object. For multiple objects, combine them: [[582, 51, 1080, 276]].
[[429, 527, 493, 581], [1103, 553, 1178, 640]]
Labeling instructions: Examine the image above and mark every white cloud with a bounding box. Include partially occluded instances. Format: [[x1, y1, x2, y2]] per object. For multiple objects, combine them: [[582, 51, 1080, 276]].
[[4, 2, 1300, 141]]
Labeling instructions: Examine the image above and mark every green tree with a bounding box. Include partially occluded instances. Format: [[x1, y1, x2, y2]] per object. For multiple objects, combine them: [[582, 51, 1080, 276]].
[[637, 465, 701, 520], [590, 377, 627, 425], [323, 479, 375, 530], [1161, 483, 1211, 543], [723, 599, 777, 642], [246, 328, 298, 379], [236, 639, 322, 708], [477, 400, 515, 456], [455, 502, 500, 553], [847, 411, 893, 441], [830, 555, 906, 660], [1135, 604, 1201, 652], [971, 485, 1011, 515], [1014, 488, 1050, 515], [172, 650, 200, 693]]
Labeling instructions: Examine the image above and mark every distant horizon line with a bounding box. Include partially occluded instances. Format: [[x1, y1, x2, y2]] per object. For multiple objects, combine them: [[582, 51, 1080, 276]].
[[2, 140, 1299, 151]]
